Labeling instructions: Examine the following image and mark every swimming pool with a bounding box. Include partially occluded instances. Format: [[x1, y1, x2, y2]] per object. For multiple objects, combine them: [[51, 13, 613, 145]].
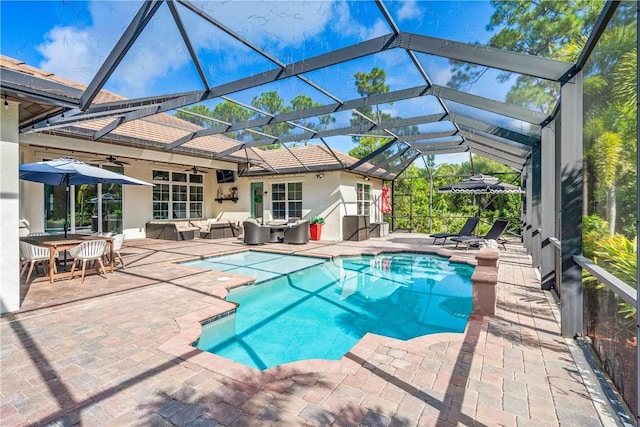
[[185, 251, 474, 370]]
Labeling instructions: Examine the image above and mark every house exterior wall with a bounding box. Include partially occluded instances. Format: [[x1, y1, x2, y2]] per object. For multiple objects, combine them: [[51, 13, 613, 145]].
[[1, 99, 21, 313], [338, 173, 384, 239], [232, 171, 383, 241], [17, 134, 384, 243], [18, 133, 237, 238]]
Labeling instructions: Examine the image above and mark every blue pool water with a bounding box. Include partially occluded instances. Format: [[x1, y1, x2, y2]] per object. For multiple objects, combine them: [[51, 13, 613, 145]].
[[185, 252, 474, 370]]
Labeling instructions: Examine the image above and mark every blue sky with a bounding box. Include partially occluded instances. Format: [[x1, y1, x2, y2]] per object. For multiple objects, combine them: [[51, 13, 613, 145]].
[[1, 1, 502, 163]]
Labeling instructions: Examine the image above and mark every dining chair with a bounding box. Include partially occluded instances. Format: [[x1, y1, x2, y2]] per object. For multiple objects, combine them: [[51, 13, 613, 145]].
[[19, 241, 55, 284], [103, 233, 126, 269], [69, 240, 108, 283]]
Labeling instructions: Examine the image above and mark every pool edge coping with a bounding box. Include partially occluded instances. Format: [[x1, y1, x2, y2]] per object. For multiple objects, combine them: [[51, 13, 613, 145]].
[[159, 303, 483, 389]]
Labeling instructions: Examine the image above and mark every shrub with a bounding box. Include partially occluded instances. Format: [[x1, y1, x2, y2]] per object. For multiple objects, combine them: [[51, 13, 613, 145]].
[[310, 216, 325, 225]]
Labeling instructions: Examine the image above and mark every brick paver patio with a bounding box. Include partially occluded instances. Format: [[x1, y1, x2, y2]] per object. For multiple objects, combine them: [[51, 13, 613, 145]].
[[1, 234, 612, 426]]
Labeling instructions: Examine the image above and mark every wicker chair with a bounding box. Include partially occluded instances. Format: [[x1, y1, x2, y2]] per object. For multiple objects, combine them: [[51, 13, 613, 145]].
[[69, 240, 108, 283], [283, 220, 310, 244], [242, 219, 270, 245]]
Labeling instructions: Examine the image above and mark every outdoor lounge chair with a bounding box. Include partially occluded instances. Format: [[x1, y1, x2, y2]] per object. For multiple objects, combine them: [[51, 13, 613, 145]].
[[283, 219, 310, 244], [450, 219, 509, 250], [430, 217, 479, 245], [242, 219, 270, 245]]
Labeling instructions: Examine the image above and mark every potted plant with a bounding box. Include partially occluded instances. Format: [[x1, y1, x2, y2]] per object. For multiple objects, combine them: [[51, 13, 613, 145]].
[[309, 216, 325, 241]]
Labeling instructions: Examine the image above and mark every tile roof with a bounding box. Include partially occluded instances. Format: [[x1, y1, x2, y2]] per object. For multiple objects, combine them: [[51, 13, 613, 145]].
[[2, 55, 389, 177]]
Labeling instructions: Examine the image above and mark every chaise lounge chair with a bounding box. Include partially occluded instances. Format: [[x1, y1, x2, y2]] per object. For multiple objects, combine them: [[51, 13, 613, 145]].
[[450, 219, 509, 250], [430, 217, 479, 245]]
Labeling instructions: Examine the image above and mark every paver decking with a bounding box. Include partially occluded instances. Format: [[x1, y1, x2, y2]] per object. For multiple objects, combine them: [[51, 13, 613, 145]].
[[1, 234, 610, 426]]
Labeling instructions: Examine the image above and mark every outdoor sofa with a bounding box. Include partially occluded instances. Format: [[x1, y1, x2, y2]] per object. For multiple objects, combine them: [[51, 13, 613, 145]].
[[189, 219, 239, 239], [145, 220, 200, 241]]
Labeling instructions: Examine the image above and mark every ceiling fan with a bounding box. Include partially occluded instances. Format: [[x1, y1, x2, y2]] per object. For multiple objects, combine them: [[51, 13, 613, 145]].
[[186, 166, 207, 174], [102, 156, 130, 166]]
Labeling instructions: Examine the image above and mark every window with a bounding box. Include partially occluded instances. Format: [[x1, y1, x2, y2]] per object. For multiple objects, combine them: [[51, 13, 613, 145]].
[[271, 182, 302, 220], [152, 170, 204, 219], [357, 183, 371, 216], [45, 163, 124, 234]]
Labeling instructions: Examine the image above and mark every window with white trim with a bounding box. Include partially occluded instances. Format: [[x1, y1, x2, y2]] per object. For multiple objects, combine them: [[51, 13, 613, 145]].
[[271, 182, 302, 220], [356, 183, 371, 216], [152, 170, 204, 219]]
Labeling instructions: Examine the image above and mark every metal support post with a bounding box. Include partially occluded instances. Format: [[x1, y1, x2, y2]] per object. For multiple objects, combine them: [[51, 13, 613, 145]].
[[558, 73, 584, 338]]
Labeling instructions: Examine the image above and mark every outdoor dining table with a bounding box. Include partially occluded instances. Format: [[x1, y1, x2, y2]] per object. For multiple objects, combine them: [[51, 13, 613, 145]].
[[20, 234, 114, 283]]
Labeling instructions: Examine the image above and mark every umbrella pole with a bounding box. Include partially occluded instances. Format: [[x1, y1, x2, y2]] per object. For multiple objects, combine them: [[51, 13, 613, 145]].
[[64, 175, 70, 238]]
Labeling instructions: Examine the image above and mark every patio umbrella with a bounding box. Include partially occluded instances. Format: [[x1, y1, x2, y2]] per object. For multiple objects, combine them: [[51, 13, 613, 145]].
[[438, 174, 523, 217], [19, 158, 153, 237], [438, 174, 524, 194]]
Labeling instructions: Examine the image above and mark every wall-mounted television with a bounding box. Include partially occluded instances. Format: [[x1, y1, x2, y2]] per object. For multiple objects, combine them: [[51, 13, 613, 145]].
[[216, 169, 235, 183]]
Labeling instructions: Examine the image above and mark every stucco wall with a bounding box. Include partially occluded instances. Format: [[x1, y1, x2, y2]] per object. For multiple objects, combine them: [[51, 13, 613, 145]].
[[18, 134, 238, 239], [1, 100, 21, 312], [231, 171, 382, 241], [17, 135, 384, 242]]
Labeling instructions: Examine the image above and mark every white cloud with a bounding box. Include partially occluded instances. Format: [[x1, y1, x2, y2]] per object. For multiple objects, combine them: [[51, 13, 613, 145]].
[[189, 1, 335, 50], [36, 1, 344, 97], [37, 27, 99, 85], [36, 1, 187, 96], [331, 1, 388, 41], [396, 0, 423, 22], [33, 1, 402, 99]]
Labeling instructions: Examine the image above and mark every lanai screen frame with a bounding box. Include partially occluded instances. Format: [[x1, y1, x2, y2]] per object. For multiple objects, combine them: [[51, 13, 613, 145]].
[[14, 0, 595, 178], [2, 0, 639, 416]]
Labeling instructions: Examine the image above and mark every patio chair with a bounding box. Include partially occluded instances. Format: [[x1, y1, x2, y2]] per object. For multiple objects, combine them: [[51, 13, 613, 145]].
[[69, 240, 108, 283], [450, 219, 510, 250], [103, 233, 125, 269], [26, 232, 50, 237], [283, 219, 310, 244], [19, 219, 30, 237], [242, 219, 270, 245], [93, 231, 113, 237], [19, 241, 56, 284], [430, 217, 479, 245]]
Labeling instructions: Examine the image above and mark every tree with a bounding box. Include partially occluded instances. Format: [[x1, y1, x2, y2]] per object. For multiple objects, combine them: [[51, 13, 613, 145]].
[[290, 94, 335, 134], [175, 102, 253, 141], [175, 104, 216, 127], [580, 22, 637, 235], [251, 91, 291, 149], [448, 1, 603, 113], [447, 1, 637, 244], [353, 67, 389, 122], [349, 67, 392, 159], [212, 101, 252, 124]]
